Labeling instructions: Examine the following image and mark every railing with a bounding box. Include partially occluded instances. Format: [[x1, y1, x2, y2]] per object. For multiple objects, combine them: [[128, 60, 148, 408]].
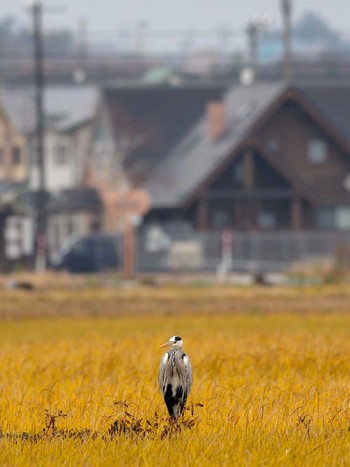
[[136, 229, 350, 273]]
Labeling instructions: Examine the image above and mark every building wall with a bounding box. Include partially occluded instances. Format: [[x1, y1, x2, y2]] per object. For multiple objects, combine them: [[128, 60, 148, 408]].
[[29, 123, 93, 192], [0, 112, 27, 182], [87, 103, 129, 233], [87, 104, 121, 190], [257, 100, 350, 202]]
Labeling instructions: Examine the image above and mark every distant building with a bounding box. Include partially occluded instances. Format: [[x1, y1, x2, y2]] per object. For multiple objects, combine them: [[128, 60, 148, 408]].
[[1, 79, 350, 272], [144, 82, 350, 232], [0, 85, 101, 265], [0, 89, 32, 269]]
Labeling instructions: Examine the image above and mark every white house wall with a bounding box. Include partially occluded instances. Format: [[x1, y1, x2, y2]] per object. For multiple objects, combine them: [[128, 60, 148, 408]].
[[5, 216, 34, 259], [29, 123, 92, 193], [47, 132, 74, 191]]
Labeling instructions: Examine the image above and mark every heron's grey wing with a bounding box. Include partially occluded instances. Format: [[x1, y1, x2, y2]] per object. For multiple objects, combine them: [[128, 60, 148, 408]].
[[181, 353, 193, 397]]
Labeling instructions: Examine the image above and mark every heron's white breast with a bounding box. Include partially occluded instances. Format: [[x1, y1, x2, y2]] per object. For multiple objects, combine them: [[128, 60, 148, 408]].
[[183, 355, 189, 366], [162, 353, 169, 365]]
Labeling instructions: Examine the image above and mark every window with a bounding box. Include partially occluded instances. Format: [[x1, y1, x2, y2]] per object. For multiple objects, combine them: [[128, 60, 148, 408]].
[[12, 147, 21, 165], [213, 210, 230, 229], [231, 161, 244, 185], [317, 207, 350, 230], [266, 139, 279, 152], [316, 208, 335, 229], [336, 207, 350, 230], [54, 145, 68, 166], [258, 212, 277, 229], [308, 139, 328, 164]]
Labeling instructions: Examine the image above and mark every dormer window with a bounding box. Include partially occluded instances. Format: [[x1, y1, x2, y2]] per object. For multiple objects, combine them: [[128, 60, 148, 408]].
[[308, 138, 328, 164], [231, 161, 244, 185]]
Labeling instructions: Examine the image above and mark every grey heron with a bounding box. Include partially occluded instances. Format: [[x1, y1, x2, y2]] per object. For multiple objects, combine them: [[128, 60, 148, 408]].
[[158, 335, 192, 419]]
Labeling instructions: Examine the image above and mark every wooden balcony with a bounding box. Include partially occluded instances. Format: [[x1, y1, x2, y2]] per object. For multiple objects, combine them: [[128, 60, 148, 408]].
[[207, 187, 294, 201]]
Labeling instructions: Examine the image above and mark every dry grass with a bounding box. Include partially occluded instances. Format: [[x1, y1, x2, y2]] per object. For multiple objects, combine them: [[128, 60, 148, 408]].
[[0, 283, 350, 465]]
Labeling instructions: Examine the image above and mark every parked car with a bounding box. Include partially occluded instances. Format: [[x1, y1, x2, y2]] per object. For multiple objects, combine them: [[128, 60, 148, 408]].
[[52, 233, 121, 273]]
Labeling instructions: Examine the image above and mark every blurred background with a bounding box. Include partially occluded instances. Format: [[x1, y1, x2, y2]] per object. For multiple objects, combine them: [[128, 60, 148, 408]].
[[1, 0, 350, 280], [2, 0, 350, 83]]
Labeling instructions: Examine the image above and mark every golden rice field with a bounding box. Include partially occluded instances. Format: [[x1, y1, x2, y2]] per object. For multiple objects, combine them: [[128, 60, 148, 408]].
[[0, 282, 350, 466]]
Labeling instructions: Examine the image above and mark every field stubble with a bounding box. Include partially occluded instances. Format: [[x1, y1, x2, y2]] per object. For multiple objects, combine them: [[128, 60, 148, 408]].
[[0, 284, 349, 465]]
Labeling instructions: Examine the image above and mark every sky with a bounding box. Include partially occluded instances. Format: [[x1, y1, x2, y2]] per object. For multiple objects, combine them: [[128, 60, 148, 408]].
[[2, 0, 350, 53]]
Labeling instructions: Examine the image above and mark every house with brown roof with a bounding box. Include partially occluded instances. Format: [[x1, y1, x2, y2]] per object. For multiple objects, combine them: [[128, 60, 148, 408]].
[[143, 82, 350, 232]]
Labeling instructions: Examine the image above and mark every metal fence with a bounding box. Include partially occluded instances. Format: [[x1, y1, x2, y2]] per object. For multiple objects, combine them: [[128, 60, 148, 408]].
[[136, 228, 350, 273]]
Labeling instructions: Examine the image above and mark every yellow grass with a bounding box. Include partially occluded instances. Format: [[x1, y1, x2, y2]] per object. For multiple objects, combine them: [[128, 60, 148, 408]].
[[0, 283, 350, 466]]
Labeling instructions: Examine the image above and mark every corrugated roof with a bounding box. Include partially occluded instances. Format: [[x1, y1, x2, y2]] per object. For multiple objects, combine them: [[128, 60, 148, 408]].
[[144, 82, 285, 208]]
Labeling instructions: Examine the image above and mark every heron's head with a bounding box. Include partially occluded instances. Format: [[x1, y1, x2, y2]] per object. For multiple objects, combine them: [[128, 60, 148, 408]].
[[160, 335, 183, 350]]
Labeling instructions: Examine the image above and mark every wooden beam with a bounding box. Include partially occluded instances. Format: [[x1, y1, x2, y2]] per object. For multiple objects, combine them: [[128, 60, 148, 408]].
[[0, 215, 5, 272], [291, 196, 302, 230], [243, 149, 255, 189], [207, 187, 294, 200], [196, 197, 209, 231]]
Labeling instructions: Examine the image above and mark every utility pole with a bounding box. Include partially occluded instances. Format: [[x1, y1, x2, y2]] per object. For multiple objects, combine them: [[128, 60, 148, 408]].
[[281, 0, 292, 81], [73, 17, 88, 84], [30, 0, 47, 272], [246, 22, 258, 74], [246, 16, 272, 81]]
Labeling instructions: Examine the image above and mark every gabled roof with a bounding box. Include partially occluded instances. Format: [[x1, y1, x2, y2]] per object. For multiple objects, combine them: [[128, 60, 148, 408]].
[[145, 81, 350, 209], [144, 82, 285, 208], [0, 85, 99, 135]]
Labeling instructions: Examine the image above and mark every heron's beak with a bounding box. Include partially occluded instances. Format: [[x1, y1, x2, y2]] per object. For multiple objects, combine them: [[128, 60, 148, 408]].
[[160, 341, 171, 348]]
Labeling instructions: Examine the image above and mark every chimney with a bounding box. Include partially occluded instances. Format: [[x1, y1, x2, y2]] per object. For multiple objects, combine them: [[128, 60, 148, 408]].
[[206, 101, 226, 141]]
